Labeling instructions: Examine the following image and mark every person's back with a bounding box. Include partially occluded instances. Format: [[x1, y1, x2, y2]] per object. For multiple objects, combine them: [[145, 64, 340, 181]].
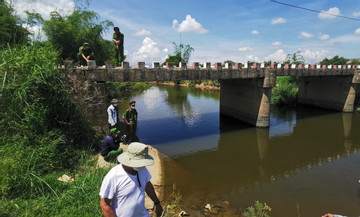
[[100, 134, 119, 157]]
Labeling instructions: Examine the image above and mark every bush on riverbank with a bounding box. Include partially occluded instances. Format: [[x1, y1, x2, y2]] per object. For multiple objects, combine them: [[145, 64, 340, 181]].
[[0, 43, 101, 215], [179, 80, 220, 88], [105, 81, 152, 101], [271, 76, 298, 105]]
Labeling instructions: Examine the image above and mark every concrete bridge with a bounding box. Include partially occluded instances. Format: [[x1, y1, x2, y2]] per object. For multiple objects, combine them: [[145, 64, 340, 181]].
[[63, 61, 360, 128]]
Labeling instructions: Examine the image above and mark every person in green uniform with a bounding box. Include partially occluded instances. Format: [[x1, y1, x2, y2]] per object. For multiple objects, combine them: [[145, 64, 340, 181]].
[[112, 27, 124, 66], [122, 101, 138, 143], [77, 42, 95, 66], [100, 128, 123, 162]]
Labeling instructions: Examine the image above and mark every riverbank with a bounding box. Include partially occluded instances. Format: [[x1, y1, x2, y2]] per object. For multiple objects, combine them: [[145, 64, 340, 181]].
[[150, 81, 220, 90]]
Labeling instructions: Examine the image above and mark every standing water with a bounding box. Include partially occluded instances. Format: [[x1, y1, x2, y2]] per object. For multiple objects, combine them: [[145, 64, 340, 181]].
[[111, 85, 359, 216]]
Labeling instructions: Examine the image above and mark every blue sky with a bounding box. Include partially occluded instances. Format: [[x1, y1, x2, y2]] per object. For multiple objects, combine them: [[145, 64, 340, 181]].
[[10, 0, 360, 65]]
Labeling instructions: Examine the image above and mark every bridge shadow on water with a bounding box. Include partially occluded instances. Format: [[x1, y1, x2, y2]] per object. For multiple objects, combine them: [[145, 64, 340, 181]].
[[169, 107, 360, 196]]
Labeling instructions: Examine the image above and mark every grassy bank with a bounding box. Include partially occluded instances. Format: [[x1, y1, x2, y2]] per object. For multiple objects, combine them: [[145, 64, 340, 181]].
[[0, 43, 105, 216], [179, 80, 220, 88]]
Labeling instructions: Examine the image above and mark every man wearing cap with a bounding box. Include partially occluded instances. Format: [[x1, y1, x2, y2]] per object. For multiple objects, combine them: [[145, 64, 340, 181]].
[[99, 142, 163, 217], [100, 128, 123, 162], [77, 42, 95, 66], [113, 27, 124, 66], [122, 101, 138, 142], [107, 98, 121, 131]]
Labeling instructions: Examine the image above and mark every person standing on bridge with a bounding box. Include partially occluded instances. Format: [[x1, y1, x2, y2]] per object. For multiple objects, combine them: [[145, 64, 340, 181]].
[[122, 101, 138, 143], [113, 27, 124, 66], [107, 98, 122, 131], [77, 42, 95, 66]]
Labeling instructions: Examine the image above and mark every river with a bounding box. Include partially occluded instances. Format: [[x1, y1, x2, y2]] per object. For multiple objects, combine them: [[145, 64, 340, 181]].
[[110, 85, 360, 217]]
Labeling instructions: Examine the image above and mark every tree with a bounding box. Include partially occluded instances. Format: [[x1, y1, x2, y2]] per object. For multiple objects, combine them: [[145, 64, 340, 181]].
[[164, 42, 194, 66], [348, 59, 360, 65], [0, 0, 30, 47], [42, 9, 113, 65], [284, 51, 305, 64], [319, 56, 349, 65]]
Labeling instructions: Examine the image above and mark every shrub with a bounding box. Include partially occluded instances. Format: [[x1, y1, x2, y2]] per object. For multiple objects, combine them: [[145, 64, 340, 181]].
[[271, 76, 298, 105], [242, 201, 272, 217], [0, 43, 99, 199]]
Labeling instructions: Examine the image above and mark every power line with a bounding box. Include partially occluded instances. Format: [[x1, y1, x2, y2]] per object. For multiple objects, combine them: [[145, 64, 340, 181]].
[[270, 0, 360, 21]]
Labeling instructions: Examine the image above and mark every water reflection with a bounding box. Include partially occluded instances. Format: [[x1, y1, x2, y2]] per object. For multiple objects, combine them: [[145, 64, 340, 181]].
[[269, 106, 296, 138], [128, 86, 220, 145], [162, 86, 201, 127]]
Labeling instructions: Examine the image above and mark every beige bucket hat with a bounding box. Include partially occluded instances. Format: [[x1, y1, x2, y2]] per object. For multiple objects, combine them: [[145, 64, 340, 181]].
[[111, 98, 118, 104], [117, 142, 154, 167]]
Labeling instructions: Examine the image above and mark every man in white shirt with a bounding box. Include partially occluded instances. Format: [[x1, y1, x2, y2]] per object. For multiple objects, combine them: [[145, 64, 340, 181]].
[[99, 142, 163, 217], [107, 98, 121, 131]]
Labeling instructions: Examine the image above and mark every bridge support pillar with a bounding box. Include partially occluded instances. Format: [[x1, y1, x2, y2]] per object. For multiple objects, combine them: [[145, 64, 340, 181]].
[[220, 72, 275, 127], [298, 73, 360, 112]]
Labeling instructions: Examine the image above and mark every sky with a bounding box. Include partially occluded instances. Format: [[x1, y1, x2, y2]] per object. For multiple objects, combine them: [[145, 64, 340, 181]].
[[8, 0, 360, 65]]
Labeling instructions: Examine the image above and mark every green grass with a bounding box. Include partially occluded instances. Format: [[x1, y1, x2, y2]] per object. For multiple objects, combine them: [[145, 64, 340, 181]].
[[1, 154, 110, 217]]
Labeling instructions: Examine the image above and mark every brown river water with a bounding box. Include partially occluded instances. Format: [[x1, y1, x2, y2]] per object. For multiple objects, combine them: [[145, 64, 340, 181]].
[[94, 85, 360, 216]]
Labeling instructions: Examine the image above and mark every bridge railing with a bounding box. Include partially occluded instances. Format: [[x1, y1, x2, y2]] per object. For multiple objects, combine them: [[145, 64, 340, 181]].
[[61, 60, 360, 83]]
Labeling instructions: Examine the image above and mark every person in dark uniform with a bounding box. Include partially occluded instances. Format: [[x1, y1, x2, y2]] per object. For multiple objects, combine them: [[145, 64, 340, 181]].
[[122, 101, 138, 143], [112, 27, 124, 66], [77, 42, 95, 66], [100, 128, 123, 162]]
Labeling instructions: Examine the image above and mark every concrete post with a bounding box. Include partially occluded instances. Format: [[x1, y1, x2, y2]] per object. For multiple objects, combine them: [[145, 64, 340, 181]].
[[152, 62, 160, 68], [87, 60, 96, 70], [256, 88, 272, 127], [220, 78, 273, 127], [138, 62, 145, 69], [64, 60, 74, 74], [179, 62, 187, 69], [204, 62, 211, 69]]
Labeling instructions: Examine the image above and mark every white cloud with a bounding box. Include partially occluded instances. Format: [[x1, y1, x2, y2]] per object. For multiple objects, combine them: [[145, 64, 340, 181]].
[[245, 55, 261, 62], [318, 33, 330, 40], [354, 11, 360, 17], [355, 28, 360, 35], [299, 32, 313, 38], [238, 47, 254, 52], [11, 0, 75, 20], [331, 34, 360, 44], [251, 30, 259, 35], [130, 37, 161, 65], [318, 7, 340, 19], [265, 49, 287, 62], [163, 48, 169, 53], [133, 29, 152, 36], [172, 14, 208, 33], [22, 24, 46, 41], [271, 17, 286, 24], [272, 41, 283, 47], [299, 49, 329, 62]]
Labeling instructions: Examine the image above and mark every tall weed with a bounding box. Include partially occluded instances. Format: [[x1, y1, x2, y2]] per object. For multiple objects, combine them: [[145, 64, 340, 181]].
[[0, 43, 99, 199]]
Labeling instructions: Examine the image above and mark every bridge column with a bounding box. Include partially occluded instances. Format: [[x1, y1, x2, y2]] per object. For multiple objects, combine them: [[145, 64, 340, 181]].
[[298, 70, 360, 112], [219, 69, 276, 127]]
